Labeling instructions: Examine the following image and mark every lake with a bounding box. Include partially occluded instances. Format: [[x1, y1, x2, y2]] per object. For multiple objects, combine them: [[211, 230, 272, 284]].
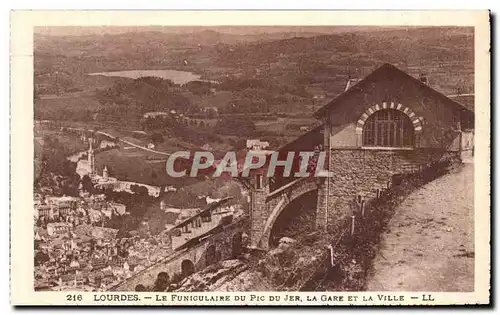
[[87, 69, 204, 85]]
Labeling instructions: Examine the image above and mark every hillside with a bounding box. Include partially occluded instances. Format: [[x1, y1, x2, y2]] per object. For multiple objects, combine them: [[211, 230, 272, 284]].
[[215, 27, 473, 95], [34, 26, 474, 153], [34, 26, 474, 96]]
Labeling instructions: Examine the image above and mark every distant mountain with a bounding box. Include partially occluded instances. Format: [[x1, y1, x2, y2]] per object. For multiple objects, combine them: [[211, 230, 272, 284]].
[[217, 26, 473, 65], [33, 25, 405, 37], [34, 28, 331, 50], [34, 26, 474, 96], [216, 27, 473, 74]]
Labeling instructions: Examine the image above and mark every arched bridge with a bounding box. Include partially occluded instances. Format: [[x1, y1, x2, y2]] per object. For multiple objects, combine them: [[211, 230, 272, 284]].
[[110, 175, 324, 291], [110, 216, 247, 291], [109, 198, 248, 292], [249, 176, 324, 250]]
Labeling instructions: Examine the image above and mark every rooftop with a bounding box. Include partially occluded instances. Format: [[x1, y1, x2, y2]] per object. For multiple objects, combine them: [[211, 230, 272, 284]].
[[314, 63, 474, 118]]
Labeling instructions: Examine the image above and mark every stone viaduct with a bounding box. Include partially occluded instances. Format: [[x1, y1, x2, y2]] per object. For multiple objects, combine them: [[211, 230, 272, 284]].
[[248, 176, 322, 250], [110, 215, 247, 291]]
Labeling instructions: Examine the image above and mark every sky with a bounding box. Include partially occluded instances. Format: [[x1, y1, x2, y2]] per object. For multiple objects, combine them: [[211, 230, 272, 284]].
[[34, 25, 408, 36]]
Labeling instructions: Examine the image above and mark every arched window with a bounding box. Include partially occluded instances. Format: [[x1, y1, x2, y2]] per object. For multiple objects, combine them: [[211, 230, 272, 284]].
[[363, 109, 415, 147]]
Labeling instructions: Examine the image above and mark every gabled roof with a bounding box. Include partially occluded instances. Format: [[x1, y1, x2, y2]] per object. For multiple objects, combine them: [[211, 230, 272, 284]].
[[314, 63, 474, 118], [447, 94, 475, 112]]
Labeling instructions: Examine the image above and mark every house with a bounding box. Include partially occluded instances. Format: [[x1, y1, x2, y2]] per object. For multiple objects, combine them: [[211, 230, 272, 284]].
[[344, 78, 360, 92], [35, 205, 53, 219], [57, 202, 73, 216], [143, 112, 169, 119], [46, 223, 72, 237], [246, 139, 270, 151], [109, 202, 127, 216], [310, 63, 474, 228]]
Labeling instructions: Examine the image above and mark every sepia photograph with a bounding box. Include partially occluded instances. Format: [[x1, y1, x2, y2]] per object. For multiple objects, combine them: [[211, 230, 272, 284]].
[[10, 10, 490, 306]]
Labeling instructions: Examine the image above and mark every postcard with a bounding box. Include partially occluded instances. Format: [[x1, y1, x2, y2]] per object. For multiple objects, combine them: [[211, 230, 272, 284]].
[[10, 10, 490, 306]]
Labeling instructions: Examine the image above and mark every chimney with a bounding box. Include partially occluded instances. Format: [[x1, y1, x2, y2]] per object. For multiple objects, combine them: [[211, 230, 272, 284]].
[[419, 73, 429, 85]]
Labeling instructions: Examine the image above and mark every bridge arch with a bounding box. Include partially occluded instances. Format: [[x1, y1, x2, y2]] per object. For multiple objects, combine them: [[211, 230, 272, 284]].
[[181, 259, 195, 278], [205, 244, 217, 266], [154, 271, 170, 292], [231, 232, 243, 258], [259, 177, 320, 249]]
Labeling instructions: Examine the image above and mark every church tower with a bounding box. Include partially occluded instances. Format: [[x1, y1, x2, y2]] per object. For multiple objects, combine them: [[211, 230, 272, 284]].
[[88, 139, 95, 175], [103, 165, 108, 179]]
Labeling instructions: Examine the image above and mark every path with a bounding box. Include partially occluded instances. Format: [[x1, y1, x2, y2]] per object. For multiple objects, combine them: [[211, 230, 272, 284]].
[[96, 131, 173, 156], [366, 162, 474, 291]]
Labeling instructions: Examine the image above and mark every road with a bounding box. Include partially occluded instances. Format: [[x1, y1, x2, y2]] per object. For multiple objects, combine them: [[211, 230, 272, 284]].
[[366, 162, 474, 291], [64, 126, 173, 156], [96, 131, 173, 156]]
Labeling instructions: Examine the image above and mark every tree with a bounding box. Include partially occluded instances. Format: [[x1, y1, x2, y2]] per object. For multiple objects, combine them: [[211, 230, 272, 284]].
[[34, 251, 50, 266], [81, 175, 94, 193], [130, 185, 149, 197], [151, 133, 164, 145], [214, 116, 256, 136], [185, 81, 211, 96], [61, 175, 80, 197]]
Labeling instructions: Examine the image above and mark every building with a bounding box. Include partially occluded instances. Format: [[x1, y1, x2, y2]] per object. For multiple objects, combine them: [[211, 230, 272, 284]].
[[102, 165, 109, 179], [143, 112, 169, 119], [92, 165, 118, 187], [88, 139, 95, 175], [344, 78, 360, 92], [249, 63, 475, 246], [109, 202, 127, 216], [47, 222, 72, 237], [35, 205, 53, 219], [203, 106, 219, 114], [246, 139, 270, 151], [310, 63, 474, 229]]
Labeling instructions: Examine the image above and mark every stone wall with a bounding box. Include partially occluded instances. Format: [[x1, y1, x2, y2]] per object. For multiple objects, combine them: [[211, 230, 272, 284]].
[[249, 188, 268, 248], [319, 148, 460, 229]]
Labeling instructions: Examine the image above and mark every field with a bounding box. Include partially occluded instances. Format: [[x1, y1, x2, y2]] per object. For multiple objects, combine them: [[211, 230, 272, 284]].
[[95, 148, 198, 188], [254, 117, 319, 136], [184, 90, 233, 109], [35, 124, 89, 155], [35, 93, 101, 121]]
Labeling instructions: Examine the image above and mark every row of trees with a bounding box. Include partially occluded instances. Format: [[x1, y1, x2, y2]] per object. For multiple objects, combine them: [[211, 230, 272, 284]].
[[35, 136, 80, 196], [96, 77, 200, 115], [214, 116, 256, 136]]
